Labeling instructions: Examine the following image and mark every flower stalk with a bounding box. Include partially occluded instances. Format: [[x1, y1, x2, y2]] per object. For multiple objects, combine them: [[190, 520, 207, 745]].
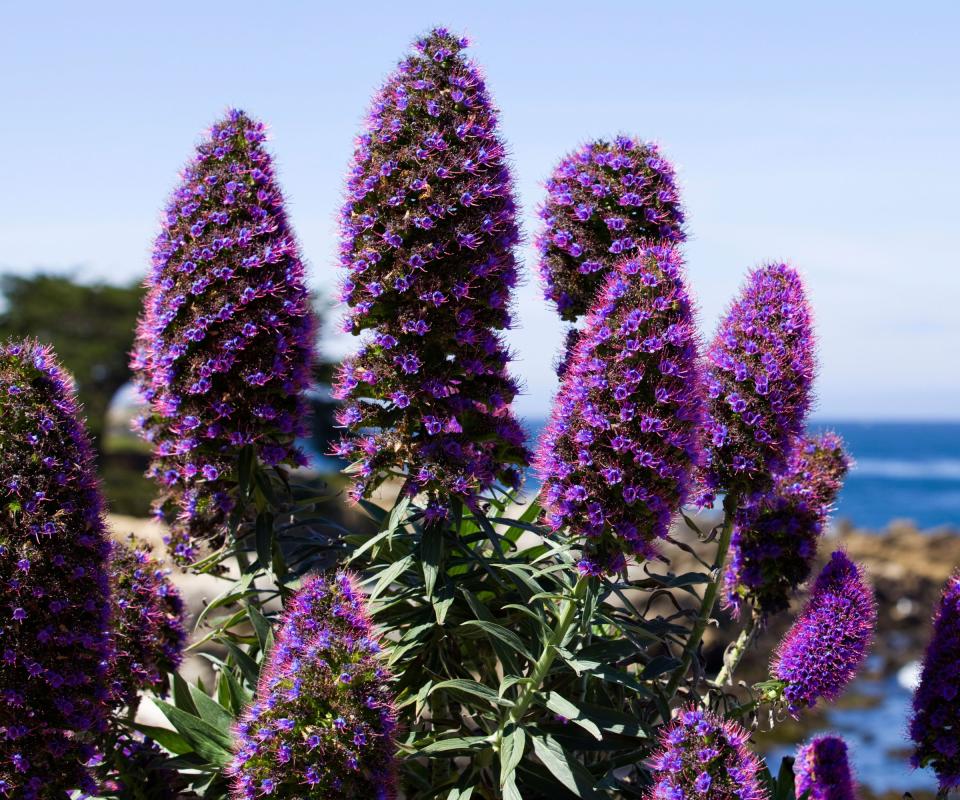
[[713, 607, 761, 688], [664, 494, 738, 699]]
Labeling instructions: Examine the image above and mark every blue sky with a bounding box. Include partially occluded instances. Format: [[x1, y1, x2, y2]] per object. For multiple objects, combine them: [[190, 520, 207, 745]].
[[1, 1, 957, 419]]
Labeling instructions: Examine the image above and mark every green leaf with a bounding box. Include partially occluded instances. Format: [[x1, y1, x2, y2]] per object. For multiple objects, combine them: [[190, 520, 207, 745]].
[[499, 725, 526, 787], [130, 723, 193, 756], [386, 495, 411, 540], [530, 734, 601, 799], [188, 682, 235, 732], [416, 735, 490, 754], [172, 672, 199, 717], [367, 555, 415, 601], [557, 700, 646, 738], [255, 511, 274, 570], [247, 605, 273, 653], [576, 639, 639, 664], [461, 620, 535, 662], [502, 775, 524, 800], [222, 640, 261, 687], [640, 655, 682, 680], [195, 571, 254, 629], [152, 700, 233, 766], [431, 679, 515, 708], [543, 692, 602, 741]]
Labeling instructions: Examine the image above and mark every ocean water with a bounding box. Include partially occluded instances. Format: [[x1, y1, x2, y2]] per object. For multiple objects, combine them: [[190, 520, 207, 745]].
[[521, 419, 960, 531]]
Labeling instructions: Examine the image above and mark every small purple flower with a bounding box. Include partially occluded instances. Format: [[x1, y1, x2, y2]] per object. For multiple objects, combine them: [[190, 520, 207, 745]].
[[794, 735, 857, 800], [701, 264, 815, 502], [0, 340, 113, 796], [536, 247, 705, 573], [910, 573, 960, 790], [132, 109, 314, 563], [537, 136, 685, 320], [725, 432, 850, 618], [228, 572, 396, 798], [771, 552, 875, 713], [645, 707, 767, 800], [333, 28, 529, 509]]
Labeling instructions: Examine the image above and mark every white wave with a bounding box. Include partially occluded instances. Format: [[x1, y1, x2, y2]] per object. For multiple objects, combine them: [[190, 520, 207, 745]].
[[853, 458, 960, 481]]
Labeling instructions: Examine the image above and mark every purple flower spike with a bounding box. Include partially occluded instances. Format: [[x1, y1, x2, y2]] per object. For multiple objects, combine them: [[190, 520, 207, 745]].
[[132, 109, 314, 564], [702, 263, 815, 502], [229, 572, 397, 799], [536, 246, 705, 574], [0, 340, 113, 798], [537, 136, 685, 320], [772, 551, 875, 713], [333, 28, 529, 510], [795, 735, 857, 800], [725, 432, 850, 618], [645, 707, 767, 800], [107, 538, 186, 709], [910, 573, 960, 790]]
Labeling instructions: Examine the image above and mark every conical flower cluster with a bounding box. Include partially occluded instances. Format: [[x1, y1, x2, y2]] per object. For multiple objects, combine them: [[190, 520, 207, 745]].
[[230, 572, 397, 799], [794, 735, 858, 800], [645, 707, 767, 800], [132, 109, 314, 563], [107, 538, 186, 710], [909, 573, 960, 790], [537, 137, 685, 320], [772, 552, 875, 713], [702, 263, 815, 502], [725, 432, 850, 618], [536, 246, 704, 574], [332, 28, 529, 518], [0, 340, 113, 799]]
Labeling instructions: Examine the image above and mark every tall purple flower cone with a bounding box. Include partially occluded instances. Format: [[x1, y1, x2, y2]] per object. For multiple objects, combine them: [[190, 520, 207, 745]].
[[229, 572, 397, 799], [645, 707, 767, 800], [772, 551, 875, 713], [536, 246, 704, 574], [537, 137, 685, 321], [702, 263, 815, 502], [132, 109, 314, 564], [910, 573, 960, 790], [333, 28, 529, 519], [725, 432, 850, 618], [0, 340, 113, 799], [106, 538, 186, 710], [794, 735, 858, 800]]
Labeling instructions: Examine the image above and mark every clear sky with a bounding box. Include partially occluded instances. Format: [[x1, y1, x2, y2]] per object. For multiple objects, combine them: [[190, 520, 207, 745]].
[[1, 1, 957, 419]]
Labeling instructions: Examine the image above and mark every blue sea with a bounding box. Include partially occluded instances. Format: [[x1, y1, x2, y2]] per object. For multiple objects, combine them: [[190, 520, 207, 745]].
[[521, 419, 960, 531]]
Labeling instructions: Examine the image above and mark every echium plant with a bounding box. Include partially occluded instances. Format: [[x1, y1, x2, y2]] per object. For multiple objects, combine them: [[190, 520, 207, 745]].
[[333, 27, 529, 516], [910, 573, 960, 792], [106, 538, 186, 711], [132, 108, 314, 563], [702, 263, 815, 504], [537, 137, 685, 321], [771, 551, 875, 713], [229, 572, 397, 799], [794, 735, 858, 800], [93, 543, 187, 800], [644, 708, 766, 800], [0, 340, 113, 799], [536, 246, 704, 574], [725, 432, 850, 619]]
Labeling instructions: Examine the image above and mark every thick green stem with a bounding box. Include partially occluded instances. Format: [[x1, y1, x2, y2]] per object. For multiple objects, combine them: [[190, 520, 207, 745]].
[[713, 608, 760, 688], [664, 495, 738, 700], [502, 575, 589, 731]]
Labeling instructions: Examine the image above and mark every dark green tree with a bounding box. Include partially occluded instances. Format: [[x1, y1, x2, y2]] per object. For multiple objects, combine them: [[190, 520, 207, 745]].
[[0, 273, 144, 455]]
